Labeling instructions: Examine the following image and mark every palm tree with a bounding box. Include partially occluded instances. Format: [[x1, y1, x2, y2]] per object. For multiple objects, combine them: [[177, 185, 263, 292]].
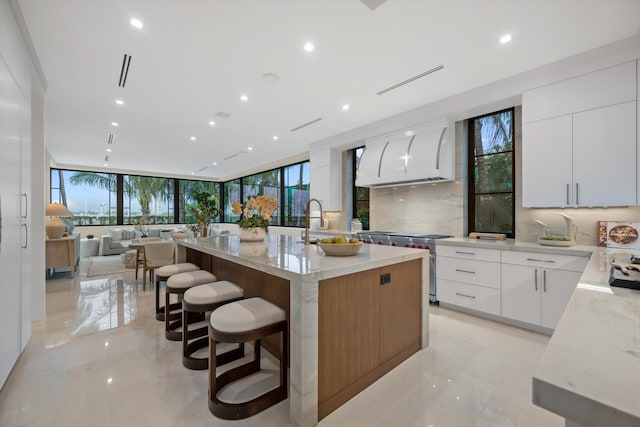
[[69, 172, 170, 220]]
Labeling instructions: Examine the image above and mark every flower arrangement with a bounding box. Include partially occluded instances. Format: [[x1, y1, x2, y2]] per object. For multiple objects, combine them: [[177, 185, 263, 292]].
[[232, 195, 278, 232]]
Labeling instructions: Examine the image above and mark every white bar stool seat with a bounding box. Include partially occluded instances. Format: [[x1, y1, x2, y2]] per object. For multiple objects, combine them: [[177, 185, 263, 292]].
[[165, 270, 216, 341], [154, 262, 200, 321], [208, 297, 287, 420], [182, 281, 244, 370]]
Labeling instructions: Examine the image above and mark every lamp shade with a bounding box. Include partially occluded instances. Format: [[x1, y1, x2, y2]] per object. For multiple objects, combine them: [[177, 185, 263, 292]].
[[45, 203, 72, 217], [45, 203, 72, 239]]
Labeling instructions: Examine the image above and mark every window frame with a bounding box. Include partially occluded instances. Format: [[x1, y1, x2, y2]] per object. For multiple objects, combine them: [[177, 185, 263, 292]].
[[467, 107, 516, 238]]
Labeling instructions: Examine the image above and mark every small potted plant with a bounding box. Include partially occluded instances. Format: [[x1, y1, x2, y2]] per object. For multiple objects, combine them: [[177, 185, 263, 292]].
[[187, 190, 221, 237], [87, 234, 94, 239]]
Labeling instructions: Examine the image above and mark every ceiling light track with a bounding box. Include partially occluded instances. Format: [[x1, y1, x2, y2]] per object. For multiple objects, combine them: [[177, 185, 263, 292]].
[[376, 65, 444, 95], [290, 117, 323, 132], [118, 54, 132, 87]]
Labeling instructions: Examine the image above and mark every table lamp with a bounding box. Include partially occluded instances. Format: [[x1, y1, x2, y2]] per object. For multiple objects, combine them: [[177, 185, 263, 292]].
[[45, 203, 72, 239]]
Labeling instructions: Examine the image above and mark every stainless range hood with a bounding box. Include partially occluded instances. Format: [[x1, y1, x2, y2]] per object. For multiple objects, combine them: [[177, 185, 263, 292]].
[[356, 120, 454, 187]]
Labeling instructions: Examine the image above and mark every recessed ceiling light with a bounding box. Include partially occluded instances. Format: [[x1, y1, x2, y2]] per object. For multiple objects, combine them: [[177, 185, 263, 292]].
[[208, 121, 216, 126], [342, 104, 350, 111], [111, 122, 118, 127], [212, 162, 218, 166], [104, 341, 109, 347], [240, 94, 248, 102], [191, 172, 195, 175], [130, 18, 143, 29], [272, 135, 279, 140], [248, 147, 253, 151], [106, 148, 112, 152], [304, 42, 315, 52], [499, 34, 512, 44], [107, 377, 113, 384], [190, 136, 196, 141], [115, 99, 124, 105]]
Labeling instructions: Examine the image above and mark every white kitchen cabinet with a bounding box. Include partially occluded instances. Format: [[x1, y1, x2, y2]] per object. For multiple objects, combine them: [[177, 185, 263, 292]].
[[436, 247, 501, 315], [310, 148, 342, 211], [522, 61, 636, 124], [573, 101, 636, 206], [437, 279, 501, 316], [501, 252, 587, 329], [0, 54, 24, 388], [522, 115, 573, 207], [522, 101, 637, 207]]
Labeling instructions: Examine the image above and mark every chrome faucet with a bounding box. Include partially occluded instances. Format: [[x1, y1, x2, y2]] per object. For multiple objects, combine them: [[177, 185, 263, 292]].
[[304, 198, 324, 245]]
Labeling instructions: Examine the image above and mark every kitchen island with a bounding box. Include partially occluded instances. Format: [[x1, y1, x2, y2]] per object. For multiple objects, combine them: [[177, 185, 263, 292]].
[[175, 233, 429, 427], [532, 247, 640, 427]]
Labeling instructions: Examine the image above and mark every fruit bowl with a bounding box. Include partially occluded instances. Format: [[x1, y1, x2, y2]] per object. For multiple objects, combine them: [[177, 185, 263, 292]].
[[318, 242, 363, 256]]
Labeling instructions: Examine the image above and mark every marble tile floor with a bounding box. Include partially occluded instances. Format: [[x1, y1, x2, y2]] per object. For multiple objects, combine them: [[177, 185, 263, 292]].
[[0, 259, 563, 427]]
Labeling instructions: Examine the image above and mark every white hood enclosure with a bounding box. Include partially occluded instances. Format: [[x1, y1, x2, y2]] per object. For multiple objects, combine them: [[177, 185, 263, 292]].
[[356, 120, 454, 188]]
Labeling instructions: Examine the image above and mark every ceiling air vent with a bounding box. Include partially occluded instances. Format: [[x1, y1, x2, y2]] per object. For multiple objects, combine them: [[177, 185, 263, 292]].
[[215, 111, 231, 119], [118, 54, 132, 87], [290, 117, 322, 132], [376, 65, 444, 95], [107, 133, 114, 144]]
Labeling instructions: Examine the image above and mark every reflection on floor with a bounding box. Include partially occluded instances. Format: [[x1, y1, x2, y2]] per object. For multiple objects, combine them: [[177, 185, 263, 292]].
[[0, 258, 563, 426]]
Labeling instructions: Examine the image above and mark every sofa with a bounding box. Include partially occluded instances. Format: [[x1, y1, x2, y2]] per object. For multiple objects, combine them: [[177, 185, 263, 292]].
[[99, 228, 142, 256], [99, 227, 194, 255]]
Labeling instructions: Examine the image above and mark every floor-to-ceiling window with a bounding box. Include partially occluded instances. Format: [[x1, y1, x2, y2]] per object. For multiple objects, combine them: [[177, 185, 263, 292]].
[[353, 147, 370, 230], [283, 161, 310, 227], [467, 108, 515, 237]]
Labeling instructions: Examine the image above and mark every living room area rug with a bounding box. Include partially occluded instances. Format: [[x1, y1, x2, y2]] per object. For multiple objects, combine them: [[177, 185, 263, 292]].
[[86, 255, 130, 277]]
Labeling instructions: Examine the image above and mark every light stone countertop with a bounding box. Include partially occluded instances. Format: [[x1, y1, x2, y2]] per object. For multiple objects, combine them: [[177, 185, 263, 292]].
[[437, 237, 593, 257], [177, 233, 427, 282], [438, 238, 640, 426]]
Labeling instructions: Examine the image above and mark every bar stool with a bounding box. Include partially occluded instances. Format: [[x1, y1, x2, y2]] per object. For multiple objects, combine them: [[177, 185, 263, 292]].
[[154, 263, 200, 321], [165, 270, 216, 341], [208, 297, 287, 420], [182, 281, 244, 370]]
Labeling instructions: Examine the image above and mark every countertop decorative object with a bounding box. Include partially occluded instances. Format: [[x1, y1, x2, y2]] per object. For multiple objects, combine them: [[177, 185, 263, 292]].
[[535, 213, 578, 246], [318, 242, 363, 256]]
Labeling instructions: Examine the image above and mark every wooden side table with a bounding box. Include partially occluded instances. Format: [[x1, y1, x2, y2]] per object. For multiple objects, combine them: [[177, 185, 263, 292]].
[[46, 234, 80, 278]]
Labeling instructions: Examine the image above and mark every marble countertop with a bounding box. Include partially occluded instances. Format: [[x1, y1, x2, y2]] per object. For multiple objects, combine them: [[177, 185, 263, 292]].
[[532, 247, 640, 426], [437, 238, 640, 425], [437, 237, 593, 257], [177, 233, 427, 282]]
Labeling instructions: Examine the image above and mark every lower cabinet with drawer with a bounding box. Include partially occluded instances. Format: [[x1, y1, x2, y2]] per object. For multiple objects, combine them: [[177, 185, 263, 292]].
[[437, 279, 501, 316], [436, 247, 502, 316], [501, 251, 588, 329]]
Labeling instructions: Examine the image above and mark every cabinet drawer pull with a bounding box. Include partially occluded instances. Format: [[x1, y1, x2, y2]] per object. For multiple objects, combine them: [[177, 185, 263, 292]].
[[455, 292, 476, 299], [455, 269, 476, 274], [455, 251, 476, 255], [526, 258, 555, 264]]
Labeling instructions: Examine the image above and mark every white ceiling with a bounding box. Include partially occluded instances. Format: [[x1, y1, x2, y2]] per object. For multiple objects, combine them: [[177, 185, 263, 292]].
[[18, 0, 640, 180]]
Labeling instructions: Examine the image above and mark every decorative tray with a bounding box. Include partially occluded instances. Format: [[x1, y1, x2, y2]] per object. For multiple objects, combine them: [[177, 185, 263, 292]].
[[537, 238, 575, 247]]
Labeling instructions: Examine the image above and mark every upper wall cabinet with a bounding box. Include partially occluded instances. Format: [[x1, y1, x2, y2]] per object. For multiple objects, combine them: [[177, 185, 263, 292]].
[[522, 61, 636, 124], [310, 148, 342, 211], [522, 61, 638, 208]]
